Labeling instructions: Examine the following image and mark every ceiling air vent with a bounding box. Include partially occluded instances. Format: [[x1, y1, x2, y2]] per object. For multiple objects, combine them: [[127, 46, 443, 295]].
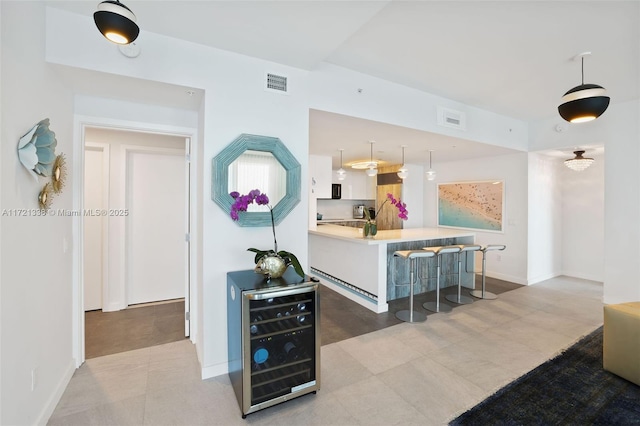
[[437, 106, 466, 131], [265, 72, 289, 94]]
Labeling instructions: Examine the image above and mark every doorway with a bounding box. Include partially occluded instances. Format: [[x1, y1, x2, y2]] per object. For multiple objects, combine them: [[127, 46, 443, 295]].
[[81, 126, 192, 359]]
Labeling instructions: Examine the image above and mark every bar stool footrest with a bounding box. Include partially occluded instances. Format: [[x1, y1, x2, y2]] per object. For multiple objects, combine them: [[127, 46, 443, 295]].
[[445, 294, 475, 305], [395, 310, 427, 323], [469, 290, 497, 300], [422, 301, 452, 313]]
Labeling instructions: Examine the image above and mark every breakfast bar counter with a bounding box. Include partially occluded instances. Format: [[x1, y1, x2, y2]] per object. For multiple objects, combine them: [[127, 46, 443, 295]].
[[309, 225, 476, 313]]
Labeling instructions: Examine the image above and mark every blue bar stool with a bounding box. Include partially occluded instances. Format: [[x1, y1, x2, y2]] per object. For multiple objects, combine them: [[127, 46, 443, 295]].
[[445, 244, 481, 305], [423, 246, 461, 313], [393, 250, 435, 323], [470, 244, 506, 300]]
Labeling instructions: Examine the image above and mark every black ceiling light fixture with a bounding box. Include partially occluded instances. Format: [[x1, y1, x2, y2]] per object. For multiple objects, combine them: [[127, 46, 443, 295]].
[[94, 0, 139, 45], [558, 52, 610, 123]]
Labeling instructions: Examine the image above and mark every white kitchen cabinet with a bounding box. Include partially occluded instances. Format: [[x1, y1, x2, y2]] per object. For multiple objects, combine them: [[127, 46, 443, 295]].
[[333, 169, 375, 200], [309, 155, 332, 199]]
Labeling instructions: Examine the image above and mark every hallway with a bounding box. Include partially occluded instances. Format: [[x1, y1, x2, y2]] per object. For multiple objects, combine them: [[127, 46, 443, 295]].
[[85, 300, 186, 359]]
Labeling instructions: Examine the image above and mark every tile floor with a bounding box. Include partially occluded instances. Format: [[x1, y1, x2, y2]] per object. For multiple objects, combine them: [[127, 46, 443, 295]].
[[48, 276, 603, 425]]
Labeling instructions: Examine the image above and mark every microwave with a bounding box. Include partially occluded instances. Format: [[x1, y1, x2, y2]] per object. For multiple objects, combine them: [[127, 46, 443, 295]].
[[331, 184, 341, 199]]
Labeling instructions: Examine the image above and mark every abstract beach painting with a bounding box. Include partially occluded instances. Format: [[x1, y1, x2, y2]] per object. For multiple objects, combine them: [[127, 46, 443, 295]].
[[438, 181, 504, 232]]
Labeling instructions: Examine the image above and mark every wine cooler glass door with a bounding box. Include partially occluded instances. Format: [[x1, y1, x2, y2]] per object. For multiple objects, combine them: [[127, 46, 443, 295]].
[[244, 285, 319, 409]]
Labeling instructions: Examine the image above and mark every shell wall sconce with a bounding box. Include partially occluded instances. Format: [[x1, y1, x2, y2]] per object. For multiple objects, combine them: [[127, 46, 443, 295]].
[[17, 118, 67, 209], [18, 118, 57, 181]]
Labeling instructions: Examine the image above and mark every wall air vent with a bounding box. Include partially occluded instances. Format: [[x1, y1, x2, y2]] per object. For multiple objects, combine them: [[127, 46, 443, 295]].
[[437, 106, 466, 131], [265, 72, 289, 94]]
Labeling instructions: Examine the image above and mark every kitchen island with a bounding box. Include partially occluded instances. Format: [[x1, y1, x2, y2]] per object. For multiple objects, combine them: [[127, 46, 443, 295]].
[[309, 225, 476, 313]]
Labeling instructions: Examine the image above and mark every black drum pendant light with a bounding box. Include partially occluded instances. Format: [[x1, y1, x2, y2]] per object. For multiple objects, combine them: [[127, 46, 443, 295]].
[[94, 0, 139, 45], [558, 52, 610, 123]]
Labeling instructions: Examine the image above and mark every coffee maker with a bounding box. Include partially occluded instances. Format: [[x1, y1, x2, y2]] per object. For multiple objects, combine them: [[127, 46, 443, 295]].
[[353, 205, 365, 219]]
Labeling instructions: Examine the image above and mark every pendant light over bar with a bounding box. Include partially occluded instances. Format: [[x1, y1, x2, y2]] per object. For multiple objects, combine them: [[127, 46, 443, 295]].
[[366, 141, 378, 177], [426, 150, 436, 181], [397, 145, 408, 179], [336, 149, 346, 181], [564, 150, 594, 171], [558, 52, 610, 123], [94, 0, 140, 45]]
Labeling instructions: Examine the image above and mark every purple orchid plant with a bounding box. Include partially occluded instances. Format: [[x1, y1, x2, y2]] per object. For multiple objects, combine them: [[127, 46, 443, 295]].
[[230, 189, 304, 278], [363, 193, 408, 236], [364, 192, 409, 221]]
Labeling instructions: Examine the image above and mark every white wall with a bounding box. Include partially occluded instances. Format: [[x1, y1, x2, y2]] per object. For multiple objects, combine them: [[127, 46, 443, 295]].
[[561, 153, 605, 282], [423, 153, 529, 284], [74, 94, 199, 130], [308, 63, 529, 152], [401, 164, 425, 229], [530, 100, 640, 303], [1, 3, 75, 424], [527, 153, 562, 284]]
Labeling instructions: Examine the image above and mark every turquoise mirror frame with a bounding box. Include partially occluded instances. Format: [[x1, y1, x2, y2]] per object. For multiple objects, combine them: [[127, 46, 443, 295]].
[[212, 134, 301, 227]]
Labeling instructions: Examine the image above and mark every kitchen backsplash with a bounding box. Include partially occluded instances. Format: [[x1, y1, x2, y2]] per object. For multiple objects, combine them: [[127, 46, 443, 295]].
[[317, 199, 375, 219]]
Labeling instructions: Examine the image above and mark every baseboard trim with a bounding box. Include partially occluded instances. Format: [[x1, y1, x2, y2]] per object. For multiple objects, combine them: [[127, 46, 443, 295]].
[[527, 272, 561, 285], [560, 270, 603, 283], [201, 361, 228, 380], [36, 358, 76, 426], [486, 271, 528, 285]]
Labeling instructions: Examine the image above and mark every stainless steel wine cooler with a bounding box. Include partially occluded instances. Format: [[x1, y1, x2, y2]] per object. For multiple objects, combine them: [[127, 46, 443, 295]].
[[227, 269, 321, 418]]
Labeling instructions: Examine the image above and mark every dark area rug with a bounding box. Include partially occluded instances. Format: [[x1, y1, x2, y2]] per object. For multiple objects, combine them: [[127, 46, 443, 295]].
[[450, 326, 640, 425]]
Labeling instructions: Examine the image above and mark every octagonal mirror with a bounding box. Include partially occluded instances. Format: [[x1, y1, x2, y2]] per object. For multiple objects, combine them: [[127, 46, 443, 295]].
[[212, 134, 301, 227]]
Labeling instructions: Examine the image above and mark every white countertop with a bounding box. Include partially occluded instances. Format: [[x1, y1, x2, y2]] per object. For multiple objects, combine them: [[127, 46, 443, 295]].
[[317, 218, 366, 223], [309, 224, 475, 245]]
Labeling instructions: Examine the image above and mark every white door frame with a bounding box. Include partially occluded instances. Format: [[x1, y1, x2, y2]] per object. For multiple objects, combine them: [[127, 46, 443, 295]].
[[184, 137, 191, 336], [72, 115, 199, 367], [83, 142, 111, 312]]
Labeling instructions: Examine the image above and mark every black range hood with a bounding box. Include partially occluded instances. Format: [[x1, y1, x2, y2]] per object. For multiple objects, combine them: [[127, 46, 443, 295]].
[[377, 172, 403, 185]]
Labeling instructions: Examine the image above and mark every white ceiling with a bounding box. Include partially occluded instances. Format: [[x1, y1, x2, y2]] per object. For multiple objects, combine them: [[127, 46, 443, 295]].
[[47, 1, 639, 168]]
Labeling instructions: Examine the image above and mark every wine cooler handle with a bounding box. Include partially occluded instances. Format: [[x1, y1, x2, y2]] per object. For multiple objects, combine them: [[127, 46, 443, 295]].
[[245, 283, 318, 300]]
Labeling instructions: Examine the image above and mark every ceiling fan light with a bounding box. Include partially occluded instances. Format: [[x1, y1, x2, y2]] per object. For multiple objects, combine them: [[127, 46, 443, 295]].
[[94, 0, 140, 45]]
